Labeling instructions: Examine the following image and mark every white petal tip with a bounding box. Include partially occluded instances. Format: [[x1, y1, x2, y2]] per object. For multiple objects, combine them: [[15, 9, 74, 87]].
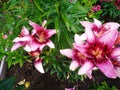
[[69, 67, 76, 71], [78, 69, 84, 75], [69, 61, 79, 71], [34, 59, 45, 74]]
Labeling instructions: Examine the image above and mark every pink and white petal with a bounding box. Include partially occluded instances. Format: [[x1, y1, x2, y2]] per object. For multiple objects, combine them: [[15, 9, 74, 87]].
[[73, 43, 88, 57], [39, 44, 46, 51], [21, 26, 29, 36], [74, 33, 86, 44], [11, 42, 23, 52], [70, 60, 80, 71], [95, 58, 117, 78], [115, 67, 120, 78], [60, 49, 74, 58], [29, 41, 40, 51], [78, 61, 94, 75], [29, 21, 43, 31], [111, 47, 120, 57], [104, 22, 120, 31], [34, 58, 45, 73], [65, 87, 75, 90], [93, 18, 102, 29], [86, 70, 93, 79], [115, 32, 120, 45], [23, 45, 32, 52], [31, 29, 37, 36], [116, 56, 120, 62], [80, 21, 93, 29], [42, 20, 47, 27], [13, 36, 32, 42], [99, 29, 118, 48], [13, 37, 20, 42], [46, 40, 55, 48], [85, 28, 95, 42], [46, 29, 56, 38]]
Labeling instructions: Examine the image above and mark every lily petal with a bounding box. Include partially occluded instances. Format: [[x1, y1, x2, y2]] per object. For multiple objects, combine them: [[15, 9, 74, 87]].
[[73, 43, 88, 57], [115, 32, 120, 45], [74, 33, 86, 44], [39, 44, 46, 51], [85, 28, 95, 42], [11, 42, 23, 52], [23, 45, 32, 52], [21, 26, 29, 36], [29, 21, 43, 31], [115, 67, 120, 78], [95, 58, 117, 78], [86, 70, 93, 79], [60, 49, 74, 58], [29, 41, 40, 51], [42, 20, 47, 27], [80, 19, 102, 30], [99, 29, 118, 48], [46, 40, 55, 48], [104, 22, 120, 32], [93, 18, 102, 29], [46, 29, 56, 38], [70, 60, 80, 71], [65, 87, 75, 90], [80, 21, 93, 29], [111, 47, 120, 57], [78, 61, 94, 75], [13, 36, 32, 42], [31, 29, 37, 36], [34, 58, 45, 73]]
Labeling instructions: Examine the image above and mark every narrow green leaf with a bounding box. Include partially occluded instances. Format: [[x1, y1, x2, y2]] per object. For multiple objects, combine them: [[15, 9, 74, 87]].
[[61, 13, 70, 31], [33, 0, 44, 13]]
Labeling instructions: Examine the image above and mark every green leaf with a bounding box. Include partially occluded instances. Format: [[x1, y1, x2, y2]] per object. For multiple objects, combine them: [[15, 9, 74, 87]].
[[0, 77, 15, 90], [6, 56, 13, 68], [33, 0, 44, 13], [14, 85, 25, 90], [61, 13, 70, 31]]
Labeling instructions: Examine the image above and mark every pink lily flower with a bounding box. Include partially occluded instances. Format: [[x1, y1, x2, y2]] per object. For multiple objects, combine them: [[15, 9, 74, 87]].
[[11, 27, 44, 73], [11, 26, 39, 52], [60, 19, 120, 79], [29, 20, 56, 51], [11, 20, 56, 52], [60, 34, 94, 79]]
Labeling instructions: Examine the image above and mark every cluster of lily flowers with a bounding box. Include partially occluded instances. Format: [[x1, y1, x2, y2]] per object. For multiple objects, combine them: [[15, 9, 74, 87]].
[[11, 18, 120, 80], [11, 20, 56, 73]]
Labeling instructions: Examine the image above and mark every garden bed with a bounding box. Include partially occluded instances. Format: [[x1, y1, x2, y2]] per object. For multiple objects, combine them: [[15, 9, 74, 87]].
[[7, 62, 120, 90]]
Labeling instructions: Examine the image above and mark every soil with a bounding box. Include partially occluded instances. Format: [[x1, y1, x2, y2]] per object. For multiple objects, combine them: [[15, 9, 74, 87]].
[[6, 62, 120, 90]]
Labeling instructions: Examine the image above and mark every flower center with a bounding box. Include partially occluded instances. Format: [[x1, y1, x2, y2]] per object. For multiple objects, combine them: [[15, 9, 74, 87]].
[[92, 48, 102, 59], [77, 52, 86, 60], [37, 31, 46, 43]]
